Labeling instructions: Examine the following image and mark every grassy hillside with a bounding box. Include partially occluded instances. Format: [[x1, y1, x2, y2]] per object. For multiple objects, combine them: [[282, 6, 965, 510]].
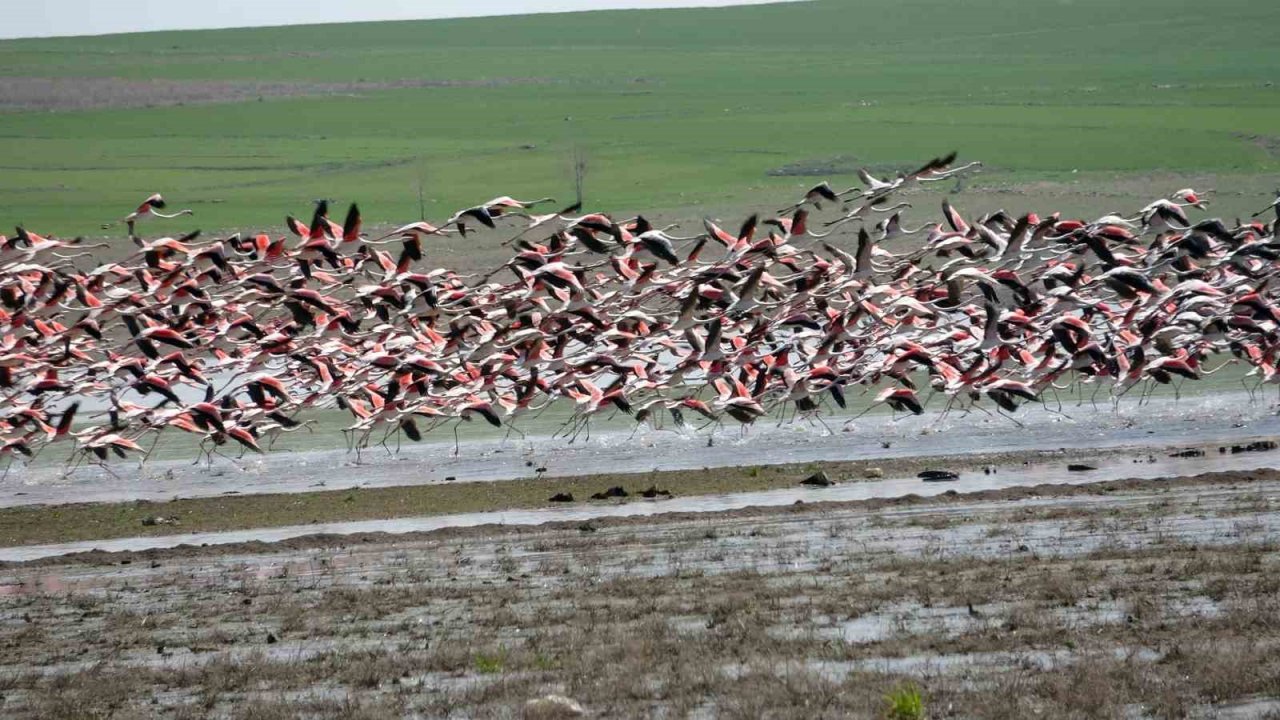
[[0, 0, 1277, 240]]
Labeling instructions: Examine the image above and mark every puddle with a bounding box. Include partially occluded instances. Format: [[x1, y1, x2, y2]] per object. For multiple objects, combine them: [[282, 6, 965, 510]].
[[1189, 698, 1280, 719], [771, 603, 993, 643], [721, 646, 1165, 682], [839, 646, 1165, 676], [771, 597, 1223, 645]]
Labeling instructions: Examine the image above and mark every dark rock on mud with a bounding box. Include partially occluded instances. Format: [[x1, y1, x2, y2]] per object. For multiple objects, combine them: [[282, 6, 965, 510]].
[[140, 516, 179, 527], [800, 471, 834, 487], [1230, 440, 1278, 454], [548, 493, 575, 503]]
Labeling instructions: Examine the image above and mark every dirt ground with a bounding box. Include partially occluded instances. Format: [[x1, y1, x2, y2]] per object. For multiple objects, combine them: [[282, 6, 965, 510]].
[[0, 76, 552, 112], [1, 471, 1278, 718]]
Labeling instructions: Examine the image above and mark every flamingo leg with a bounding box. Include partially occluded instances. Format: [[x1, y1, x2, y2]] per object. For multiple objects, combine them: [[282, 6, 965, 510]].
[[813, 413, 833, 435], [997, 409, 1025, 428], [1241, 377, 1256, 403]]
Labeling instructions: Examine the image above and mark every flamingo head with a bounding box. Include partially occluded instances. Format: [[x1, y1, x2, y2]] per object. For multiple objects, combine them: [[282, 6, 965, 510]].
[[1173, 188, 1206, 209]]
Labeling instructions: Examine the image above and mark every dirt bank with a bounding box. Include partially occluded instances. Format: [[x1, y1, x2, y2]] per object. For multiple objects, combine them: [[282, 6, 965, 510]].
[[0, 442, 1258, 550]]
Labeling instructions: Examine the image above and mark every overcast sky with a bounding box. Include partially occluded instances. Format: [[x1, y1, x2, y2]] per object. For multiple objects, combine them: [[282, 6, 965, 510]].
[[0, 1, 793, 39]]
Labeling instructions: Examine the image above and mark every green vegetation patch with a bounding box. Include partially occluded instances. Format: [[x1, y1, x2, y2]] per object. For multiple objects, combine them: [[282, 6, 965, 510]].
[[0, 0, 1276, 237]]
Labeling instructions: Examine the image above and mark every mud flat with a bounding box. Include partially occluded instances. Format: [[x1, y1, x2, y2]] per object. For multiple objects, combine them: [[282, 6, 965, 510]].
[[4, 436, 1280, 555], [0, 470, 1277, 718]]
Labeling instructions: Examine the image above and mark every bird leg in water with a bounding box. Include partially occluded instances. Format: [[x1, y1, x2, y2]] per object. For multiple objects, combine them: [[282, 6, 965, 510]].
[[1146, 381, 1167, 404], [1240, 376, 1258, 403], [697, 418, 723, 435], [967, 401, 997, 422], [142, 433, 162, 467], [772, 401, 793, 427], [986, 402, 1025, 427], [500, 421, 526, 445], [195, 438, 221, 469], [553, 415, 576, 441], [97, 461, 122, 480], [374, 426, 398, 456], [567, 416, 592, 444], [211, 447, 243, 471], [934, 396, 958, 425], [352, 434, 367, 465], [626, 420, 645, 441], [61, 450, 87, 479], [1073, 381, 1087, 408], [805, 411, 834, 435]]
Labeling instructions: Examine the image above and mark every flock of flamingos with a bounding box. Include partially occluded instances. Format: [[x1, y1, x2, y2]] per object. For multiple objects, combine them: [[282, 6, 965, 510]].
[[3, 152, 1280, 473]]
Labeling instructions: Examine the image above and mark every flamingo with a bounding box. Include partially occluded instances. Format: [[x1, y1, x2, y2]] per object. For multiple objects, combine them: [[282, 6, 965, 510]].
[[5, 153, 1277, 480], [115, 193, 193, 236]]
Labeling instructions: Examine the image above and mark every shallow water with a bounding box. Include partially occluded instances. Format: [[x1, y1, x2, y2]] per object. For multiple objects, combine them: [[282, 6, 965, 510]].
[[772, 596, 1222, 645], [3, 391, 1277, 509]]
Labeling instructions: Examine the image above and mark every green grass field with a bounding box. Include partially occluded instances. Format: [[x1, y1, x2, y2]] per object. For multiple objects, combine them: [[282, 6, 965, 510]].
[[0, 0, 1278, 243]]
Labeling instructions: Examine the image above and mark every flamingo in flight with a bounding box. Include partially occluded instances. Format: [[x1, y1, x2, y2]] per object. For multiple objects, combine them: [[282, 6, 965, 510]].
[[7, 150, 1272, 478]]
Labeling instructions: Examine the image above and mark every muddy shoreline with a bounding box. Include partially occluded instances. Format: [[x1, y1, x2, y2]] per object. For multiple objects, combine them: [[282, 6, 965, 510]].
[[6, 466, 1278, 568], [6, 389, 1275, 510], [3, 433, 1279, 554], [0, 468, 1277, 718]]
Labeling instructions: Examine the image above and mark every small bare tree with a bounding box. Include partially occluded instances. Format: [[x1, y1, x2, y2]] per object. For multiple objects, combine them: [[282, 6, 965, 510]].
[[415, 157, 428, 221], [570, 145, 588, 207]]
